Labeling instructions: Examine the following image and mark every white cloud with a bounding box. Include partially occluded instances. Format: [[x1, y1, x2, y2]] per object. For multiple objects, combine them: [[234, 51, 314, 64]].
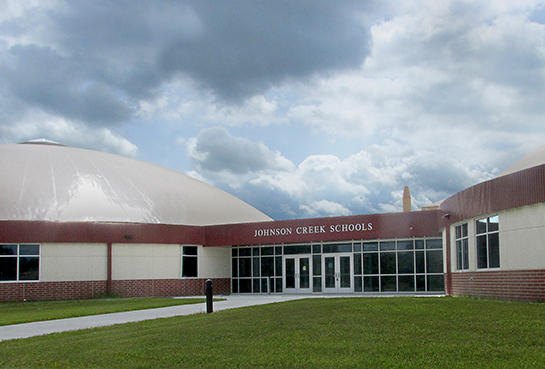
[[186, 126, 295, 176], [0, 111, 138, 157], [300, 200, 352, 218], [3, 0, 545, 221], [187, 129, 498, 219]]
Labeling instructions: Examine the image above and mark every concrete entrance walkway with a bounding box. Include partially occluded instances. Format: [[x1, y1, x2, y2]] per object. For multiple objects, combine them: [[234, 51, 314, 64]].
[[0, 295, 310, 341]]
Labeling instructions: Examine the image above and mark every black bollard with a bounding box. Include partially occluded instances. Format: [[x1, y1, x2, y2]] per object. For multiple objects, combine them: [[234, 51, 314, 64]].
[[206, 279, 213, 313]]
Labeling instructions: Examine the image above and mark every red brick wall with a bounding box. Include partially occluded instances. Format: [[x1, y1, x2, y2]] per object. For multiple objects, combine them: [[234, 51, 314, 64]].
[[110, 278, 231, 298], [0, 281, 107, 302], [451, 269, 545, 302], [0, 278, 230, 302]]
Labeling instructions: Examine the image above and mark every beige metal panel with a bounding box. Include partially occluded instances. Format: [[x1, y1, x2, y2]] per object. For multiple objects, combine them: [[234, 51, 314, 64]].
[[40, 243, 107, 281], [112, 244, 181, 280], [500, 203, 545, 270], [500, 203, 545, 231], [198, 246, 231, 279]]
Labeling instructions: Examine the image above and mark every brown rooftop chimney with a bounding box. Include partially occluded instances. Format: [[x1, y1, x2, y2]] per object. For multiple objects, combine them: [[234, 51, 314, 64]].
[[403, 186, 411, 212]]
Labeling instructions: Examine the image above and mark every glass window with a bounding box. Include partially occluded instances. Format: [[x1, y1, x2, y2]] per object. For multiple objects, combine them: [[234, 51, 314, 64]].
[[397, 240, 414, 250], [380, 241, 396, 251], [354, 276, 363, 292], [455, 223, 469, 270], [426, 239, 442, 249], [253, 258, 260, 277], [397, 251, 414, 274], [261, 257, 274, 277], [313, 277, 322, 292], [363, 242, 378, 252], [488, 233, 500, 268], [381, 276, 396, 292], [0, 245, 17, 255], [398, 276, 414, 291], [182, 246, 198, 278], [0, 244, 40, 281], [380, 252, 396, 274], [354, 254, 362, 275], [416, 275, 426, 291], [313, 255, 322, 276], [232, 258, 238, 277], [0, 257, 17, 281], [427, 275, 445, 291], [323, 243, 352, 253], [415, 251, 425, 273], [239, 279, 251, 293], [239, 258, 251, 278], [19, 244, 40, 256], [353, 243, 362, 252], [238, 248, 251, 257], [275, 256, 283, 276], [363, 253, 378, 275], [476, 218, 487, 234], [364, 276, 379, 292], [284, 245, 311, 255], [261, 278, 269, 293], [19, 257, 39, 281], [426, 250, 443, 274], [476, 216, 500, 269], [183, 246, 197, 255], [230, 238, 444, 295], [275, 278, 283, 292]]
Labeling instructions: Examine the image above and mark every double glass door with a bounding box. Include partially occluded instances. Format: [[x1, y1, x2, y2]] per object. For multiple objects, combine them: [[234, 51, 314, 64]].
[[284, 256, 312, 293], [323, 254, 353, 293], [284, 253, 353, 293]]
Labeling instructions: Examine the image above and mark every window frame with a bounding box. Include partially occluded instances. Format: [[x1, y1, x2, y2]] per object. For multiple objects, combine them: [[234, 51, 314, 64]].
[[476, 216, 500, 269], [0, 244, 40, 282], [181, 246, 198, 278], [455, 223, 469, 271]]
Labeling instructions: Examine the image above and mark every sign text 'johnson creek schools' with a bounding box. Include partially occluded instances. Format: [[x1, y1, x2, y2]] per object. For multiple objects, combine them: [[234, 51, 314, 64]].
[[254, 222, 373, 237]]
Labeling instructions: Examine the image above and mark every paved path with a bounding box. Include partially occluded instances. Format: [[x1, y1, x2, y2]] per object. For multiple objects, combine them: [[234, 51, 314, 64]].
[[0, 295, 310, 341], [0, 294, 443, 341]]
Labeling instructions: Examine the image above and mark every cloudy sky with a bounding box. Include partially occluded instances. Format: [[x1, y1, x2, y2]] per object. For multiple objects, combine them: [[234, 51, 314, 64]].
[[2, 0, 545, 220]]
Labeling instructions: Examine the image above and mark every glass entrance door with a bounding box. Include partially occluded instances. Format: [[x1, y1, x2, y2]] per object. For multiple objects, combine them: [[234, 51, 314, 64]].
[[284, 256, 312, 294], [323, 254, 353, 293]]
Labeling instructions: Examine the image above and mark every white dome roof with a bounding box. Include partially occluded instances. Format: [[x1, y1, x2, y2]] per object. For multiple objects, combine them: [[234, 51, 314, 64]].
[[498, 143, 545, 177], [0, 141, 272, 225]]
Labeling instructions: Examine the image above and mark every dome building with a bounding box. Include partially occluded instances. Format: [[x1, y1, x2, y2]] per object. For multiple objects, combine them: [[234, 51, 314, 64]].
[[1, 140, 544, 302], [0, 140, 272, 300], [1, 139, 272, 225]]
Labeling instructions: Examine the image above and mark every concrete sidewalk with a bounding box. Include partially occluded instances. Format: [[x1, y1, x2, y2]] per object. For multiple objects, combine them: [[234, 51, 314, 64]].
[[0, 295, 309, 341]]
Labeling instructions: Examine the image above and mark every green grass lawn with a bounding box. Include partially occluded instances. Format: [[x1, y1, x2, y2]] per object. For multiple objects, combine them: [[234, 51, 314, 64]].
[[0, 297, 212, 326], [1, 297, 544, 368]]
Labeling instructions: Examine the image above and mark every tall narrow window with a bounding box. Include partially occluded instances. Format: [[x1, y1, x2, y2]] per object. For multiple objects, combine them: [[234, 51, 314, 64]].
[[182, 246, 198, 278], [476, 216, 500, 269], [455, 224, 469, 270]]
